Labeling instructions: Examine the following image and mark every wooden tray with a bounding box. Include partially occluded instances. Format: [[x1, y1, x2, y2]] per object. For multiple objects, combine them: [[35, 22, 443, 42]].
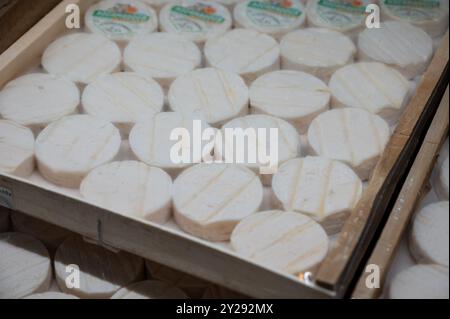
[[0, 0, 448, 298], [352, 86, 449, 299]]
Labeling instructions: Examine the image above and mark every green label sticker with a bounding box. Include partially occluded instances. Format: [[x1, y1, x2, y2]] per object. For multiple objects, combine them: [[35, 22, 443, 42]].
[[318, 0, 367, 13], [383, 0, 440, 8], [93, 9, 150, 23], [383, 0, 443, 21], [248, 1, 302, 17], [171, 5, 225, 23]]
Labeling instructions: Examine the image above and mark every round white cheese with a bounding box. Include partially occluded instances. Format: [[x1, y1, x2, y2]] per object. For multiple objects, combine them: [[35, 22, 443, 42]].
[[145, 260, 209, 298], [217, 114, 301, 185], [306, 0, 371, 39], [0, 120, 35, 177], [249, 70, 330, 134], [388, 264, 449, 299], [111, 280, 189, 299], [42, 33, 122, 85], [168, 68, 249, 127], [129, 112, 214, 176], [409, 201, 449, 267], [35, 115, 121, 188], [329, 62, 411, 125], [0, 209, 9, 232], [173, 163, 264, 241], [435, 156, 449, 201], [159, 0, 232, 44], [272, 156, 362, 235], [25, 292, 79, 299], [231, 210, 329, 274], [0, 73, 80, 131], [82, 72, 164, 136], [280, 28, 356, 82], [85, 0, 158, 45], [123, 33, 202, 91], [54, 236, 145, 299], [233, 0, 306, 39], [204, 28, 280, 84], [0, 233, 52, 299], [11, 212, 71, 255], [307, 108, 390, 181], [358, 21, 434, 79], [80, 161, 173, 224], [380, 0, 449, 38]]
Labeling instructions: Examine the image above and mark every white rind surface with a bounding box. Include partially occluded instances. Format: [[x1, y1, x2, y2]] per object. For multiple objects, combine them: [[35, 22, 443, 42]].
[[35, 115, 121, 188], [231, 210, 329, 275], [435, 156, 449, 201], [173, 163, 264, 241], [111, 280, 189, 299], [80, 161, 173, 223]]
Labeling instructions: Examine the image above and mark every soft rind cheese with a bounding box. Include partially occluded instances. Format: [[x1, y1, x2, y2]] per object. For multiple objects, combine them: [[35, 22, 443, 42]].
[[272, 156, 362, 235], [307, 108, 390, 181], [388, 264, 449, 299], [25, 292, 79, 299], [204, 28, 280, 84], [306, 0, 371, 38], [231, 210, 329, 274], [0, 233, 52, 299], [80, 161, 173, 223], [85, 0, 158, 45], [173, 163, 264, 241], [409, 201, 449, 267], [217, 114, 301, 185], [0, 74, 80, 130], [82, 72, 164, 135], [0, 120, 35, 177], [329, 62, 411, 125], [435, 156, 449, 200], [111, 280, 189, 299], [35, 115, 121, 188], [249, 70, 330, 134], [168, 68, 249, 127], [358, 21, 434, 79], [129, 112, 214, 176], [280, 28, 356, 82], [123, 33, 202, 91], [54, 236, 144, 299], [233, 0, 306, 39], [380, 0, 449, 38], [159, 0, 232, 44], [42, 33, 122, 85]]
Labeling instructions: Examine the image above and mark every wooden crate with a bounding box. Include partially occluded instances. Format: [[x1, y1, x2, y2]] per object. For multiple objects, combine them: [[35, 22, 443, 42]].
[[0, 0, 448, 298], [352, 86, 449, 299]]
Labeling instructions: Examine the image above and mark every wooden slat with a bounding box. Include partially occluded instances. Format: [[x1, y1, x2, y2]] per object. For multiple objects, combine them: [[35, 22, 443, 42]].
[[352, 87, 449, 299], [316, 33, 449, 295]]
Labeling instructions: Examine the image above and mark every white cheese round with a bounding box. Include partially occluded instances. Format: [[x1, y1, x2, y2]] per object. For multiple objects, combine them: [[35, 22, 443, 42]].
[[35, 115, 121, 188], [173, 163, 264, 241], [123, 33, 202, 91], [159, 0, 232, 44], [129, 112, 214, 176], [233, 0, 306, 39], [42, 33, 122, 85], [0, 74, 80, 131], [54, 236, 145, 299], [358, 21, 434, 79], [435, 156, 449, 201], [280, 28, 356, 82], [0, 120, 35, 177], [25, 292, 79, 299], [80, 161, 173, 223], [231, 210, 329, 274], [0, 210, 9, 232], [410, 201, 449, 267], [329, 62, 411, 125], [388, 264, 449, 299], [306, 0, 371, 39], [380, 0, 449, 38], [204, 28, 280, 84], [111, 280, 188, 299], [168, 68, 249, 127], [82, 72, 164, 136], [307, 108, 390, 181], [217, 114, 301, 185], [0, 233, 52, 299], [272, 156, 362, 235], [11, 212, 71, 255], [85, 0, 158, 45], [249, 70, 330, 134]]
